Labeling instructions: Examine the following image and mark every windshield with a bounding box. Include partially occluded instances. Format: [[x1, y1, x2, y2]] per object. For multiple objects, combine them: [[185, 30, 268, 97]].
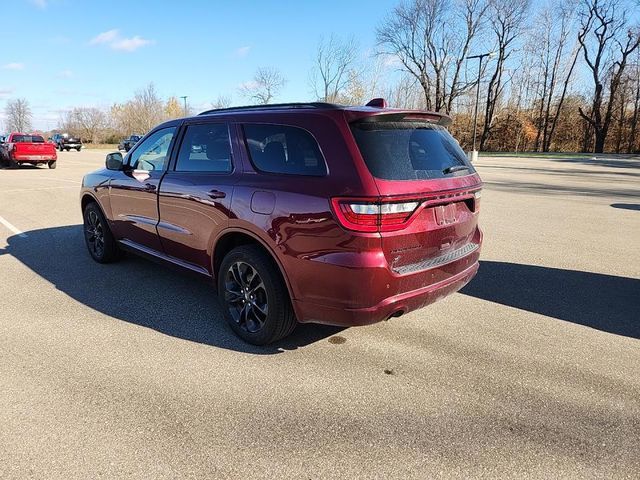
[[350, 120, 473, 180]]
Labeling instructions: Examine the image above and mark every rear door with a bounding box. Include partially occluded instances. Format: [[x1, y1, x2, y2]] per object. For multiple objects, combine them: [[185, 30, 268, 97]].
[[349, 118, 482, 276], [108, 126, 177, 251], [157, 121, 238, 273]]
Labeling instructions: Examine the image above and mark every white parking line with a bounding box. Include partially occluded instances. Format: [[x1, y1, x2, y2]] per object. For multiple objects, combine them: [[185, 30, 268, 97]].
[[0, 215, 27, 238], [2, 186, 78, 193]]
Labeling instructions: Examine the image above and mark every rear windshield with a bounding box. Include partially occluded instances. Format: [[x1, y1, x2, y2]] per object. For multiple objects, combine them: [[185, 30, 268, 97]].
[[12, 135, 45, 143], [350, 121, 474, 180]]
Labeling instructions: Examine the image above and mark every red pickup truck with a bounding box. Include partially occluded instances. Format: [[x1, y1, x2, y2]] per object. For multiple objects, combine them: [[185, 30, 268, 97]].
[[0, 133, 57, 169]]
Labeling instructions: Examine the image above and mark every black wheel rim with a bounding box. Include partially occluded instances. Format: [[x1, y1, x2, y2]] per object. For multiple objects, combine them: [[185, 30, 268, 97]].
[[85, 210, 105, 258], [224, 261, 268, 333]]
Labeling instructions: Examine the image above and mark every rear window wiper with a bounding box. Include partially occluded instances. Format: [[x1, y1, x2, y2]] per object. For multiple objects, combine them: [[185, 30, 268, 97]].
[[442, 165, 470, 175]]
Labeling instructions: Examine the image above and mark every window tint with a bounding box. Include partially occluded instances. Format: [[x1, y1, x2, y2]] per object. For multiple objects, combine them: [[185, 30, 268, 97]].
[[243, 124, 327, 176], [350, 121, 474, 180], [175, 124, 232, 173], [128, 127, 176, 171], [12, 135, 45, 143]]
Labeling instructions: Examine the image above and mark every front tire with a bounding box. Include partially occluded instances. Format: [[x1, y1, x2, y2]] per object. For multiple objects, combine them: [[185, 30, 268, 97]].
[[83, 202, 121, 263], [218, 245, 296, 345]]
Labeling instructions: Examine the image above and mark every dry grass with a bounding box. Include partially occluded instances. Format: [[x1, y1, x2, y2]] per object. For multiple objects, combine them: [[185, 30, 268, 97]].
[[82, 144, 119, 150]]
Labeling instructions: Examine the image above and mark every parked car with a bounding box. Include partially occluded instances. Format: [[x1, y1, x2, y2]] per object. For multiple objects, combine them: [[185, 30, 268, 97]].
[[80, 100, 482, 344], [51, 133, 82, 151], [118, 135, 142, 152], [1, 133, 57, 168]]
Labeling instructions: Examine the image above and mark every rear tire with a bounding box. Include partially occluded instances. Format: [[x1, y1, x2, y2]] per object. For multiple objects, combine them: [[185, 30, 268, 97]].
[[7, 157, 18, 169], [218, 245, 296, 345], [48, 160, 57, 169], [76, 147, 81, 152], [83, 202, 121, 263]]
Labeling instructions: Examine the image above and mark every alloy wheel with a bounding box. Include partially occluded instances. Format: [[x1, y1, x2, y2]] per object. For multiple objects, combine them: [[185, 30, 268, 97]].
[[224, 261, 268, 333], [85, 210, 105, 258]]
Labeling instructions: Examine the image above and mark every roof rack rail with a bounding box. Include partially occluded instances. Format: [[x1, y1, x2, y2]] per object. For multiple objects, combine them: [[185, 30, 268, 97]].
[[198, 102, 339, 116]]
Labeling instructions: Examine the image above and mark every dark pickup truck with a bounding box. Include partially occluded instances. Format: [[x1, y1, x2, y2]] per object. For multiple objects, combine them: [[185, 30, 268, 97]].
[[118, 135, 142, 152], [51, 133, 82, 151]]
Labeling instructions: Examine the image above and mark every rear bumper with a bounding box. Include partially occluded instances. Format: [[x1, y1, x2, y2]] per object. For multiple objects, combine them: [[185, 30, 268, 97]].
[[14, 155, 56, 163], [292, 237, 481, 327], [61, 143, 81, 149]]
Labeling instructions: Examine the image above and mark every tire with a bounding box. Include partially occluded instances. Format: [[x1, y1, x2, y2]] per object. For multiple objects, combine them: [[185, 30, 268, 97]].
[[218, 245, 296, 345], [83, 202, 121, 263], [76, 147, 81, 152], [48, 160, 57, 169], [7, 157, 18, 169], [65, 148, 70, 152]]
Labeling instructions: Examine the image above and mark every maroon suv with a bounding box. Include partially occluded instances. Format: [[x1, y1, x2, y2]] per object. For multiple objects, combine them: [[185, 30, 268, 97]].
[[80, 100, 482, 344]]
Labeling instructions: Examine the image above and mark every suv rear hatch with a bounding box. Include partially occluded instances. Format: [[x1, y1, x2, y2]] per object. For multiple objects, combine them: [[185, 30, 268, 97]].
[[342, 113, 482, 276]]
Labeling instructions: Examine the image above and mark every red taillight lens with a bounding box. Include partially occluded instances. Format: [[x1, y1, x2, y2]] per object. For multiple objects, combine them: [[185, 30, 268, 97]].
[[331, 198, 421, 233], [473, 190, 481, 211]]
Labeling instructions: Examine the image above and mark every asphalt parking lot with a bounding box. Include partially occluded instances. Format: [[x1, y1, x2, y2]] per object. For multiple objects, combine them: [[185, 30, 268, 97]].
[[0, 149, 639, 479]]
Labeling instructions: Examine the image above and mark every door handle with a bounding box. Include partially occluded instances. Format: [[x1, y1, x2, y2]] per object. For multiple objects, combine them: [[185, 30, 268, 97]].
[[143, 183, 156, 192], [208, 189, 226, 199]]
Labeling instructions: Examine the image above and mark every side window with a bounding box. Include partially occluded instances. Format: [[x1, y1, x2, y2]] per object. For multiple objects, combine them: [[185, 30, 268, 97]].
[[128, 127, 176, 171], [243, 124, 327, 176], [175, 123, 232, 173]]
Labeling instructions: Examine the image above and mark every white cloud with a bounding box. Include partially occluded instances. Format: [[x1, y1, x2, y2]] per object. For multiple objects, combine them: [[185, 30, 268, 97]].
[[3, 63, 25, 70], [29, 0, 47, 8], [0, 88, 15, 98], [381, 54, 402, 68], [111, 36, 154, 52], [238, 80, 259, 90], [58, 69, 73, 78], [234, 46, 251, 58], [89, 29, 153, 52], [90, 29, 119, 45]]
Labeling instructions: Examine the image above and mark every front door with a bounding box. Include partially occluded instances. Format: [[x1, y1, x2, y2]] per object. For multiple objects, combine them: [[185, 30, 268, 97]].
[[109, 126, 177, 252], [158, 122, 237, 272]]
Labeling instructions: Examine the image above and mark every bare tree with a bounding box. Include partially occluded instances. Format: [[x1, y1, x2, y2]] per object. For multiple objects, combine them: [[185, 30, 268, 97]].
[[577, 0, 640, 153], [311, 35, 359, 102], [479, 0, 530, 150], [63, 107, 107, 143], [211, 94, 232, 109], [627, 56, 640, 152], [377, 0, 488, 113], [528, 1, 580, 151], [239, 68, 287, 105], [111, 83, 165, 134], [4, 98, 32, 132]]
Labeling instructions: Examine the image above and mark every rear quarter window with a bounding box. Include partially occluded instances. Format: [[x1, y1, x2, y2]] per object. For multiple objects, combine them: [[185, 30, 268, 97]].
[[243, 124, 327, 176], [350, 121, 474, 180]]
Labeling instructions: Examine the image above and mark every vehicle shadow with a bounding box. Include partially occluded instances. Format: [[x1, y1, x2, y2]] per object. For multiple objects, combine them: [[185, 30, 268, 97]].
[[461, 261, 640, 339], [611, 203, 640, 211], [0, 225, 343, 354]]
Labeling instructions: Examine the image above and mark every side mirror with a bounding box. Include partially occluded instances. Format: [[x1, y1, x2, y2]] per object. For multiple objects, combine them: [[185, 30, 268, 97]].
[[105, 152, 124, 171]]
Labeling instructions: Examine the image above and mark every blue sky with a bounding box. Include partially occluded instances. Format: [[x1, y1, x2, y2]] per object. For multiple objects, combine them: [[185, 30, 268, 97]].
[[1, 0, 397, 129]]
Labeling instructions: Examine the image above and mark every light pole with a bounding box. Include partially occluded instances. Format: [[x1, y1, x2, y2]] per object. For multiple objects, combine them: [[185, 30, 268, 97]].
[[180, 96, 188, 116], [467, 52, 495, 162]]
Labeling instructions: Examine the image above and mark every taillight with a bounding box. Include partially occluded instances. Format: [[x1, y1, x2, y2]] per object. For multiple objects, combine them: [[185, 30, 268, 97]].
[[473, 190, 481, 211], [331, 197, 421, 233]]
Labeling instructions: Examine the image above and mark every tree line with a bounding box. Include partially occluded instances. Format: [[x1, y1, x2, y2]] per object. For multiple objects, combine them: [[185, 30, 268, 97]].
[[2, 0, 639, 153]]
